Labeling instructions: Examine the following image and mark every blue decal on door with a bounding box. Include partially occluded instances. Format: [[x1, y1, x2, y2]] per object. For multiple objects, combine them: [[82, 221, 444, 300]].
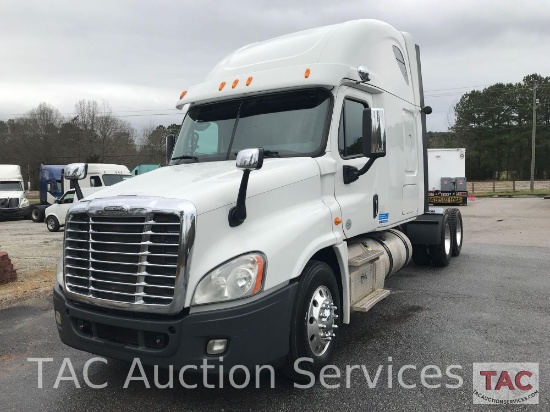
[[379, 213, 389, 224]]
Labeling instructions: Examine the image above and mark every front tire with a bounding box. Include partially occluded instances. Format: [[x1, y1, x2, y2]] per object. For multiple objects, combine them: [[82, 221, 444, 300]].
[[429, 212, 452, 267], [46, 216, 60, 232], [284, 260, 341, 382]]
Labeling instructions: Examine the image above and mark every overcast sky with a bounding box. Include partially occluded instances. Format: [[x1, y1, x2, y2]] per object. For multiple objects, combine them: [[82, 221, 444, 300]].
[[1, 0, 549, 132]]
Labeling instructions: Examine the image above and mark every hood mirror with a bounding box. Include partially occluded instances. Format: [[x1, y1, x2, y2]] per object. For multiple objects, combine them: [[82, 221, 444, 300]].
[[229, 148, 265, 227]]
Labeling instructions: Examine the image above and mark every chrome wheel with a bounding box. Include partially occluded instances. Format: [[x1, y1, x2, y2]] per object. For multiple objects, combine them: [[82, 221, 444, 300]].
[[455, 218, 462, 246], [444, 222, 452, 255], [307, 285, 338, 356]]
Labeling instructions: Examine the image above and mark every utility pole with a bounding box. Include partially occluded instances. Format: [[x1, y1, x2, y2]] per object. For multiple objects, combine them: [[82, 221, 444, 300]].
[[530, 81, 537, 192]]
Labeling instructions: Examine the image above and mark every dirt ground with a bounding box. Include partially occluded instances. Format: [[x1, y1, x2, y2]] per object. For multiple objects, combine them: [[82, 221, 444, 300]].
[[0, 197, 548, 307], [0, 220, 63, 307]]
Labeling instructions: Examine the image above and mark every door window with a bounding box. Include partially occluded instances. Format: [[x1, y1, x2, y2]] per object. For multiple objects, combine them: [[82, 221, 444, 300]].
[[90, 176, 102, 187], [338, 99, 368, 158]]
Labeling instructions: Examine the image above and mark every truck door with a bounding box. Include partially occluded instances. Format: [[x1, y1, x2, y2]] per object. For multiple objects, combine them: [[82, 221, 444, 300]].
[[333, 86, 387, 238]]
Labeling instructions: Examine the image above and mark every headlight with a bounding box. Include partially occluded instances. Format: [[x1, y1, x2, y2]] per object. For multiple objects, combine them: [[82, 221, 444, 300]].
[[56, 257, 64, 290], [20, 198, 29, 207], [192, 253, 266, 305]]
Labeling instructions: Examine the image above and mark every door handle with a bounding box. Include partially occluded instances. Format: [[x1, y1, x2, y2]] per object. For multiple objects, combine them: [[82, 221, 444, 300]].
[[373, 194, 378, 218]]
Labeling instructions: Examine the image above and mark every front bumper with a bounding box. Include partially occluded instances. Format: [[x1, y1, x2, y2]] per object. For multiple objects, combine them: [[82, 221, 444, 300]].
[[53, 282, 298, 370], [0, 206, 30, 218]]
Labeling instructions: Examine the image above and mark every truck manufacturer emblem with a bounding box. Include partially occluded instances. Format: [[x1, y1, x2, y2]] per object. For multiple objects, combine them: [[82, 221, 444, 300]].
[[104, 206, 127, 212], [345, 219, 352, 230]]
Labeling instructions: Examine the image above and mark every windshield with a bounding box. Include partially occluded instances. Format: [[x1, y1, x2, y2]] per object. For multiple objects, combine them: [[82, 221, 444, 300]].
[[170, 89, 331, 164], [0, 181, 23, 191], [102, 174, 132, 186]]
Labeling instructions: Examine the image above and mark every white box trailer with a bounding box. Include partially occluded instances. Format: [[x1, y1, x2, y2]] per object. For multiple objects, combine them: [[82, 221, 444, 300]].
[[428, 148, 468, 206], [53, 20, 466, 381]]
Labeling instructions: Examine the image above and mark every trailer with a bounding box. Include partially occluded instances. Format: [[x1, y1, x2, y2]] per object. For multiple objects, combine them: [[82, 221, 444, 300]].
[[53, 20, 464, 381], [427, 148, 468, 206]]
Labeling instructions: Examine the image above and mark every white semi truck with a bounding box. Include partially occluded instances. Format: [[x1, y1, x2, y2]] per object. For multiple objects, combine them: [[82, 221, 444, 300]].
[[0, 164, 30, 220], [53, 20, 464, 380], [427, 148, 468, 206]]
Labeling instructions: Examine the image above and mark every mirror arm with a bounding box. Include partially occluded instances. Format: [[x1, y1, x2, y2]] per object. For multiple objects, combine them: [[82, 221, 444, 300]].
[[74, 181, 84, 200], [228, 170, 251, 227], [343, 157, 376, 184]]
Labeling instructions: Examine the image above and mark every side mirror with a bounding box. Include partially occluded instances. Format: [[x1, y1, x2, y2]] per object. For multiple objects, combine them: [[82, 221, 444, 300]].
[[343, 109, 387, 185], [64, 163, 87, 200], [362, 108, 387, 159], [236, 148, 264, 171], [65, 163, 88, 180], [166, 134, 177, 165], [229, 148, 265, 227]]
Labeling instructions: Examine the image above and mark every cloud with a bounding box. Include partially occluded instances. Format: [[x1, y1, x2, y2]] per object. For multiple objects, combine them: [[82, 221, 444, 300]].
[[1, 0, 549, 132]]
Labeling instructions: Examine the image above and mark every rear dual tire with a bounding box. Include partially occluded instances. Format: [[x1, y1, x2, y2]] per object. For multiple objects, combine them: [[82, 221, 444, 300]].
[[447, 208, 463, 257], [412, 209, 462, 267], [430, 212, 452, 267], [30, 206, 45, 223]]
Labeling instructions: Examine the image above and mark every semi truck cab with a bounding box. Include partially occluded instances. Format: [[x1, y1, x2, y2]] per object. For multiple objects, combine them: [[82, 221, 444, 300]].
[[0, 164, 30, 220], [53, 20, 463, 379]]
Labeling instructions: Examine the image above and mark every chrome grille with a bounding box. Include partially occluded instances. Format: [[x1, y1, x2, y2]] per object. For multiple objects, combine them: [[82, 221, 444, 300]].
[[64, 212, 182, 306], [0, 198, 19, 208]]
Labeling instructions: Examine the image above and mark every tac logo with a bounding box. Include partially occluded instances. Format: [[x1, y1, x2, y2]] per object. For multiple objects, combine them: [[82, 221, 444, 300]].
[[473, 363, 539, 405]]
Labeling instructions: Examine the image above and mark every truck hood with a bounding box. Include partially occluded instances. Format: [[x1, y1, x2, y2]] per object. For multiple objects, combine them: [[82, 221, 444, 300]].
[[0, 191, 25, 199], [84, 158, 320, 214]]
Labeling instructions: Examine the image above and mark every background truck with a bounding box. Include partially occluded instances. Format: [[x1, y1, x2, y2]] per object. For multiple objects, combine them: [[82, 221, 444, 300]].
[[0, 164, 30, 220], [131, 164, 162, 176], [427, 148, 468, 206], [30, 163, 132, 222], [53, 19, 464, 380]]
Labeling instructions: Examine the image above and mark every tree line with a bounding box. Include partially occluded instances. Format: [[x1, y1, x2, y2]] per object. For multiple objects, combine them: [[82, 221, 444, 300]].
[[428, 73, 550, 180], [2, 73, 548, 189], [0, 100, 179, 188]]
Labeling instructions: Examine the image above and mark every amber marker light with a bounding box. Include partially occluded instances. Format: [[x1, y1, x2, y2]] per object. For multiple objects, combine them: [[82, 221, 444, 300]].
[[251, 255, 265, 294], [179, 90, 187, 99], [304, 68, 311, 78], [219, 82, 226, 91], [334, 217, 342, 225], [232, 79, 239, 89], [246, 76, 253, 86]]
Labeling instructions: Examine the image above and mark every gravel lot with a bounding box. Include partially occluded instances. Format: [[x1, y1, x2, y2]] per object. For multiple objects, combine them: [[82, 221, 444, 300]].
[[0, 219, 63, 278]]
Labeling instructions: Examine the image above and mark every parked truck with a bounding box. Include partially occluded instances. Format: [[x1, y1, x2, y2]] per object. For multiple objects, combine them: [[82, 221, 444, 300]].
[[427, 148, 467, 206], [131, 164, 162, 176], [0, 165, 30, 220], [53, 20, 464, 380], [30, 163, 132, 222]]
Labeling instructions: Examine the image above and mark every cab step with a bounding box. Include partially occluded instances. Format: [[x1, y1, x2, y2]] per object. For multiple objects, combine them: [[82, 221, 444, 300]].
[[351, 289, 390, 312], [348, 249, 383, 267]]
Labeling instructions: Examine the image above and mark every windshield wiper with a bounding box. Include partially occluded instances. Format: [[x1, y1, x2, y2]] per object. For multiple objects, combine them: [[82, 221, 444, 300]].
[[264, 150, 280, 158], [234, 150, 280, 158], [171, 155, 199, 162]]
